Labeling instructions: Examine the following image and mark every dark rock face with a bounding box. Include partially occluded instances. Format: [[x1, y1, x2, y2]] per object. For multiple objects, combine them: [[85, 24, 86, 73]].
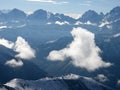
[[0, 45, 48, 84], [105, 6, 120, 22], [78, 10, 104, 24], [6, 8, 26, 21]]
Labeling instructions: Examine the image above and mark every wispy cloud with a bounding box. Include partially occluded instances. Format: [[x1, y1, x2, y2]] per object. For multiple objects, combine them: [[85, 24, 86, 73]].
[[27, 0, 69, 5], [95, 74, 109, 82], [65, 13, 82, 19], [79, 0, 92, 6], [85, 0, 92, 3], [79, 3, 91, 6], [5, 59, 23, 68]]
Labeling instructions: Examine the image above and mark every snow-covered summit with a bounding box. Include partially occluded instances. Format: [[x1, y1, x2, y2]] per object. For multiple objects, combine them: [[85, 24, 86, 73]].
[[5, 74, 112, 90]]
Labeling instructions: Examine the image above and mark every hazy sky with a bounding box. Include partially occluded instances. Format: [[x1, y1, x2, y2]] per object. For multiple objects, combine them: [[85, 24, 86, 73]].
[[0, 0, 120, 14]]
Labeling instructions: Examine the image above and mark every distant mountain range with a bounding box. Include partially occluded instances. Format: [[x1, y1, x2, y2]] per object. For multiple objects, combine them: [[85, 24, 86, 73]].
[[0, 6, 120, 90], [0, 45, 49, 84], [0, 6, 120, 26]]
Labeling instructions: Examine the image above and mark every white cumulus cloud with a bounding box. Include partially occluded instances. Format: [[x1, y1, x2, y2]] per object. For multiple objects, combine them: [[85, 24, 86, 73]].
[[14, 37, 35, 60], [5, 59, 23, 68], [0, 36, 35, 60], [95, 74, 108, 82], [0, 38, 14, 48], [47, 27, 112, 71]]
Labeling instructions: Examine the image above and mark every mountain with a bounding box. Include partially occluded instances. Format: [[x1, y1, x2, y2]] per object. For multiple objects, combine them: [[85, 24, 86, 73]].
[[6, 8, 26, 21], [0, 9, 11, 14], [0, 45, 49, 83], [99, 6, 120, 33], [0, 6, 120, 90], [78, 10, 104, 24], [0, 6, 119, 26], [0, 8, 27, 27], [0, 59, 49, 84], [0, 84, 15, 90], [50, 13, 76, 24], [0, 45, 16, 63], [28, 9, 49, 20], [104, 6, 120, 22], [5, 74, 112, 90], [27, 9, 49, 25], [27, 9, 76, 25], [0, 8, 75, 26], [0, 12, 6, 22]]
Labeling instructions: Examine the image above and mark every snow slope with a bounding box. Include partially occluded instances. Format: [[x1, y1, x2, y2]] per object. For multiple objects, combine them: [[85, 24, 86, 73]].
[[5, 74, 112, 90]]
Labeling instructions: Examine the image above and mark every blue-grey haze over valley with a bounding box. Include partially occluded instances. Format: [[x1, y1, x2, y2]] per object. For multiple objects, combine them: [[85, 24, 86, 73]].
[[0, 0, 120, 90]]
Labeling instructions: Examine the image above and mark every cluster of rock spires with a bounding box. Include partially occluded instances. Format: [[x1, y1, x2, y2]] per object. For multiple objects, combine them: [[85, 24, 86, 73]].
[[0, 6, 120, 25]]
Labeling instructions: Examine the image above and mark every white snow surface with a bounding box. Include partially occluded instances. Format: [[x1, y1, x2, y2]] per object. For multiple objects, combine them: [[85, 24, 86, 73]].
[[113, 33, 120, 38]]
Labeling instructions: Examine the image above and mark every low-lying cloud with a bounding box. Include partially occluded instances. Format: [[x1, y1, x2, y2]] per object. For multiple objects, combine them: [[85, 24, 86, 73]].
[[0, 38, 14, 49], [47, 27, 112, 71], [55, 21, 69, 25], [14, 37, 35, 60], [95, 74, 108, 82], [5, 59, 23, 68], [0, 36, 35, 60]]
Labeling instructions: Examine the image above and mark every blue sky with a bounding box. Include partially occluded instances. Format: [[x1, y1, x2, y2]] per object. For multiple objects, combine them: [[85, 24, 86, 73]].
[[0, 0, 120, 14]]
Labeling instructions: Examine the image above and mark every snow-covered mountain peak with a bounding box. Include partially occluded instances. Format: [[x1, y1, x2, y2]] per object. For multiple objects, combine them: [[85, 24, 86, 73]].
[[4, 74, 112, 90], [78, 10, 104, 24], [104, 6, 120, 22]]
